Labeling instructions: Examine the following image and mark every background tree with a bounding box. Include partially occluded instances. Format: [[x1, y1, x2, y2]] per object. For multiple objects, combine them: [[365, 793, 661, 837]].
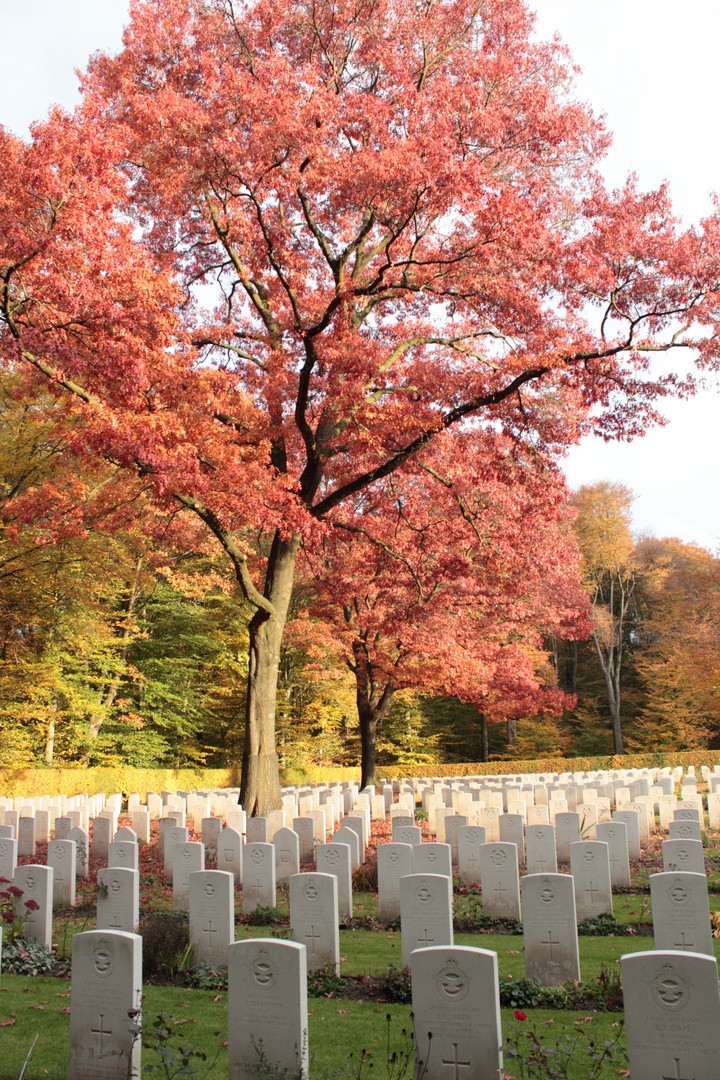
[[570, 482, 637, 754], [4, 0, 720, 809], [301, 432, 590, 785], [628, 537, 720, 751]]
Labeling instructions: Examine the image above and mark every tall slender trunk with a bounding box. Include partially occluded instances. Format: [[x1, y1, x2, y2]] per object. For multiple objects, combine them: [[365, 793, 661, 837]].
[[81, 556, 145, 766], [44, 703, 56, 765], [593, 633, 624, 755], [479, 712, 489, 762], [506, 716, 517, 748], [350, 639, 396, 789], [240, 533, 300, 816]]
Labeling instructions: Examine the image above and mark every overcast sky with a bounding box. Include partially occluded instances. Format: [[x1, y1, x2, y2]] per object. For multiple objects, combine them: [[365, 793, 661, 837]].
[[2, 0, 719, 549]]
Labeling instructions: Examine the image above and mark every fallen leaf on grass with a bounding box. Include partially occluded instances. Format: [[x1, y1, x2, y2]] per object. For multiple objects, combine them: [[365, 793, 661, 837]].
[[1, 1017, 17, 1026], [59, 1007, 71, 1014]]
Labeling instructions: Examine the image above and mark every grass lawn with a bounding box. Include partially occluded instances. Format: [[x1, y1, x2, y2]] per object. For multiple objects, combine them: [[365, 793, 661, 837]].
[[0, 972, 628, 1080]]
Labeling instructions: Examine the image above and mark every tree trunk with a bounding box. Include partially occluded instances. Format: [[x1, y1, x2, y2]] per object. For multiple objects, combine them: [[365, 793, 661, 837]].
[[506, 716, 517, 748], [479, 712, 489, 762], [240, 533, 300, 816], [593, 633, 625, 755], [81, 555, 145, 766], [44, 704, 56, 765], [351, 639, 396, 790]]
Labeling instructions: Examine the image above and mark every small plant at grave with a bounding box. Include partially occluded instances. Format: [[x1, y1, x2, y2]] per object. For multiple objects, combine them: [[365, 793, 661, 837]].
[[245, 904, 287, 926], [53, 906, 94, 960], [131, 1010, 224, 1080], [384, 1013, 415, 1080], [380, 964, 412, 1004], [1, 937, 58, 976], [596, 962, 624, 1011], [0, 879, 40, 947], [501, 1013, 627, 1079], [711, 909, 720, 938], [415, 810, 429, 822], [499, 977, 542, 1010], [185, 963, 228, 992], [352, 855, 378, 893], [251, 1034, 308, 1080], [576, 913, 633, 936], [139, 911, 195, 983], [307, 963, 347, 998]]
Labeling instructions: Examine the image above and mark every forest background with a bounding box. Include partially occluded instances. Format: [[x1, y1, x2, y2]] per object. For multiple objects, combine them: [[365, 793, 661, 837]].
[[2, 373, 718, 773]]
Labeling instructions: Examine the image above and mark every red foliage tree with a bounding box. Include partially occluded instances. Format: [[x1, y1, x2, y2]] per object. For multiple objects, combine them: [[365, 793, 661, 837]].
[[3, 0, 720, 810], [299, 431, 591, 785]]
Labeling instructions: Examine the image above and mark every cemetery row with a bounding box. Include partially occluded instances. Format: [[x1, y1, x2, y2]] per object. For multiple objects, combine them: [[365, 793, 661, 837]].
[[50, 927, 720, 1080], [2, 762, 720, 1078]]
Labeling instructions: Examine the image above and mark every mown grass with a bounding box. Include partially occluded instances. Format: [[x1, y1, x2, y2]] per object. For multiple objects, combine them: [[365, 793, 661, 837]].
[[0, 972, 629, 1080]]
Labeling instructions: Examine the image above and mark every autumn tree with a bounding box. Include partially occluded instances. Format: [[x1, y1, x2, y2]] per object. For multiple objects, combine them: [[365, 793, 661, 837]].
[[629, 537, 720, 750], [4, 0, 720, 810], [300, 431, 590, 786], [570, 481, 638, 754]]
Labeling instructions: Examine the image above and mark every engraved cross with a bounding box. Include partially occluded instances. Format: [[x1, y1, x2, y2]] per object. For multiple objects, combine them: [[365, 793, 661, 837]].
[[91, 1014, 113, 1057], [305, 926, 321, 954], [441, 1043, 470, 1080], [541, 931, 560, 960], [662, 1057, 694, 1080]]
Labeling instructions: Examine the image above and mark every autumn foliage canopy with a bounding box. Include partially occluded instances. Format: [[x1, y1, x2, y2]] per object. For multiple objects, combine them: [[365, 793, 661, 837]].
[[3, 0, 720, 808]]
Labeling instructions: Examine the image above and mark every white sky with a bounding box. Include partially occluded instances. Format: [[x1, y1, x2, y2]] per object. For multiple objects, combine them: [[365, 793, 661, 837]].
[[1, 0, 719, 549]]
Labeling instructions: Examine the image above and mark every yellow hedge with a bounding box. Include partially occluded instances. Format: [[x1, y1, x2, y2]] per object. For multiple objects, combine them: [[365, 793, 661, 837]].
[[2, 751, 717, 798]]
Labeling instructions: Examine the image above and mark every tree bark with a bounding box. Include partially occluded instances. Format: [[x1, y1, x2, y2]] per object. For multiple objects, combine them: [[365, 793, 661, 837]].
[[240, 533, 300, 815], [506, 716, 517, 748]]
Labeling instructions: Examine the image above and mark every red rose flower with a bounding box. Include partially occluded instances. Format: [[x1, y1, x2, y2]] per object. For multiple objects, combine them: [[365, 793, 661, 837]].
[[513, 1010, 527, 1021]]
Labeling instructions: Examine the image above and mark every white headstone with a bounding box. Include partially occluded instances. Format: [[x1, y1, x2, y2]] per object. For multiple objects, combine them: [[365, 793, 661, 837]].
[[189, 869, 234, 968], [48, 838, 76, 906], [621, 950, 720, 1080], [13, 864, 53, 946], [316, 843, 353, 919], [242, 842, 276, 915], [412, 946, 503, 1080], [217, 826, 242, 884], [273, 827, 301, 882], [524, 824, 557, 875], [413, 842, 452, 878], [68, 930, 142, 1080], [521, 873, 580, 986], [173, 842, 206, 910], [377, 843, 413, 922], [569, 841, 613, 924], [289, 872, 340, 972], [399, 874, 453, 970], [478, 843, 521, 920], [97, 867, 139, 933], [456, 825, 487, 887], [662, 838, 705, 874], [649, 871, 714, 956], [227, 938, 308, 1080]]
